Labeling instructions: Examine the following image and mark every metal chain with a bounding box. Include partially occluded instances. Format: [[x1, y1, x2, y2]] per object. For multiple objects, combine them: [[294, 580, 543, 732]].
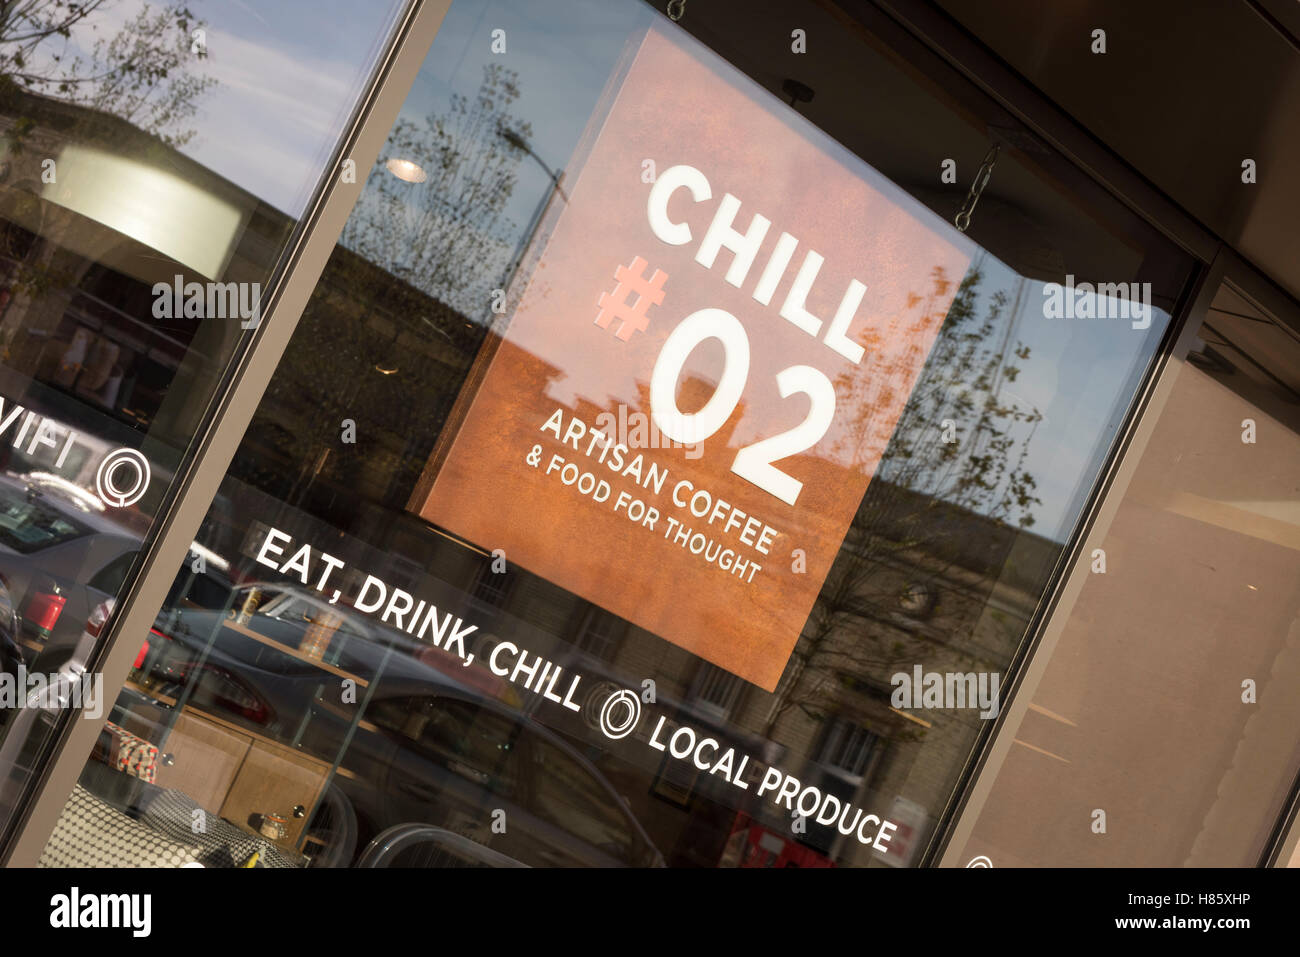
[[954, 144, 999, 233], [667, 0, 686, 22]]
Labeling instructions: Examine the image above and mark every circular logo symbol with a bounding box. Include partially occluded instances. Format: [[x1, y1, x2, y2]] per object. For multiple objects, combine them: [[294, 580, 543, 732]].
[[597, 689, 641, 740], [582, 680, 622, 730], [966, 855, 994, 868], [95, 448, 151, 508]]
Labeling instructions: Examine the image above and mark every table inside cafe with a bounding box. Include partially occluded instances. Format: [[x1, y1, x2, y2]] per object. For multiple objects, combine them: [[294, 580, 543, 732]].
[[39, 727, 308, 868]]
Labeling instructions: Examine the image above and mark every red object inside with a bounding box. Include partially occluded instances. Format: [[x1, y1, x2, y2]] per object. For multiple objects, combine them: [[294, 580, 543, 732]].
[[26, 592, 66, 631]]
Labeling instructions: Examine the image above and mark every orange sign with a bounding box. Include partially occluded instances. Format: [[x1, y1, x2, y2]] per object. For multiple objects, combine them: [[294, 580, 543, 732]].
[[413, 26, 971, 690]]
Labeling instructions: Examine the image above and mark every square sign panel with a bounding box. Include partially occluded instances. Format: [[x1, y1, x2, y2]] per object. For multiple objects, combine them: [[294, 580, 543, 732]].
[[413, 25, 972, 690]]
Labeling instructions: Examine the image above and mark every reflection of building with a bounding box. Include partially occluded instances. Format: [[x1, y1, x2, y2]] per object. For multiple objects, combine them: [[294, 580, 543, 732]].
[[565, 479, 1058, 866], [238, 239, 487, 516], [0, 89, 287, 450]]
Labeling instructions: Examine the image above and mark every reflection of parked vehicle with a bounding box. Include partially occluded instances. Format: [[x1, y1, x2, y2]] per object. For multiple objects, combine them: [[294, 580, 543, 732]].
[[326, 684, 665, 867], [128, 584, 663, 867], [0, 472, 138, 667]]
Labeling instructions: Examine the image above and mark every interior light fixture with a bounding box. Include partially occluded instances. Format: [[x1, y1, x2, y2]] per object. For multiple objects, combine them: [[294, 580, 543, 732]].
[[46, 144, 245, 278], [385, 157, 427, 183]]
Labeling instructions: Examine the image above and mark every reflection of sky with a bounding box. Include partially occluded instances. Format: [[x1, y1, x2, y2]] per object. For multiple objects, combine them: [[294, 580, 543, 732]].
[[384, 0, 1166, 543], [388, 0, 652, 265], [915, 253, 1168, 540], [183, 0, 405, 215], [47, 0, 404, 216]]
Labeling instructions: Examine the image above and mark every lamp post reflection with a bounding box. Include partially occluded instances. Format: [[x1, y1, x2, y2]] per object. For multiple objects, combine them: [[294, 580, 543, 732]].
[[498, 127, 567, 297]]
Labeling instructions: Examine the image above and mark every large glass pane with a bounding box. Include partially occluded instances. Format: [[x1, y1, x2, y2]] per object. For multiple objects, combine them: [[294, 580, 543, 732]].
[[957, 280, 1300, 867], [0, 0, 406, 842], [43, 0, 1195, 869]]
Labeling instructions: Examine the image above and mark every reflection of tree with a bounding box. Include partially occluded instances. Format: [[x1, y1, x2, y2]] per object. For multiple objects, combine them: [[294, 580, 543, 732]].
[[764, 263, 1044, 740], [245, 68, 539, 517], [0, 0, 213, 148], [340, 63, 529, 324], [858, 263, 1043, 527], [0, 1, 213, 371]]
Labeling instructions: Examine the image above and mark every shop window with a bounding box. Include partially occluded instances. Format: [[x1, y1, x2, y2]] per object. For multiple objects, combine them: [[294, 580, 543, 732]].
[[40, 0, 1197, 869], [817, 716, 878, 779], [690, 662, 744, 719]]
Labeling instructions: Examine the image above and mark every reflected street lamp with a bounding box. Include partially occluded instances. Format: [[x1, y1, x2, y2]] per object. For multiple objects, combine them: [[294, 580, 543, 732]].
[[498, 127, 568, 298]]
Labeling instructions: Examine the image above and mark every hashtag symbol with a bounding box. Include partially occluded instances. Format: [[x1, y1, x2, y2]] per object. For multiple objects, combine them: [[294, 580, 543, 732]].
[[594, 256, 667, 341]]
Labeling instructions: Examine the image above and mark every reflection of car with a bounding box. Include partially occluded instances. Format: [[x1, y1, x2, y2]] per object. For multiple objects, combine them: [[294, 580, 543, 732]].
[[0, 472, 138, 667], [326, 685, 665, 867], [148, 583, 519, 720], [130, 585, 663, 867]]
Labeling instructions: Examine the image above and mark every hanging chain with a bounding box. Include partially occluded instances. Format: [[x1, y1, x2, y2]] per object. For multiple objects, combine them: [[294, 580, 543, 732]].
[[667, 0, 686, 22], [954, 144, 999, 233]]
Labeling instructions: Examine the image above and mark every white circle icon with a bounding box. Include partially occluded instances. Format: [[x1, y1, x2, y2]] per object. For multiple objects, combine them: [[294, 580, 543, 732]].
[[598, 689, 641, 740], [95, 448, 151, 508], [966, 855, 994, 868]]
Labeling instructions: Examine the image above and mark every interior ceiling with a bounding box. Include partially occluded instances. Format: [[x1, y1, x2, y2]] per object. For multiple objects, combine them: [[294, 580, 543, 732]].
[[664, 0, 1185, 300], [931, 0, 1300, 302]]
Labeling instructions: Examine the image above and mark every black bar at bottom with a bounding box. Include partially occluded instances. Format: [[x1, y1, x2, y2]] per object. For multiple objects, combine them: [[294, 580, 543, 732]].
[[0, 865, 1281, 942]]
